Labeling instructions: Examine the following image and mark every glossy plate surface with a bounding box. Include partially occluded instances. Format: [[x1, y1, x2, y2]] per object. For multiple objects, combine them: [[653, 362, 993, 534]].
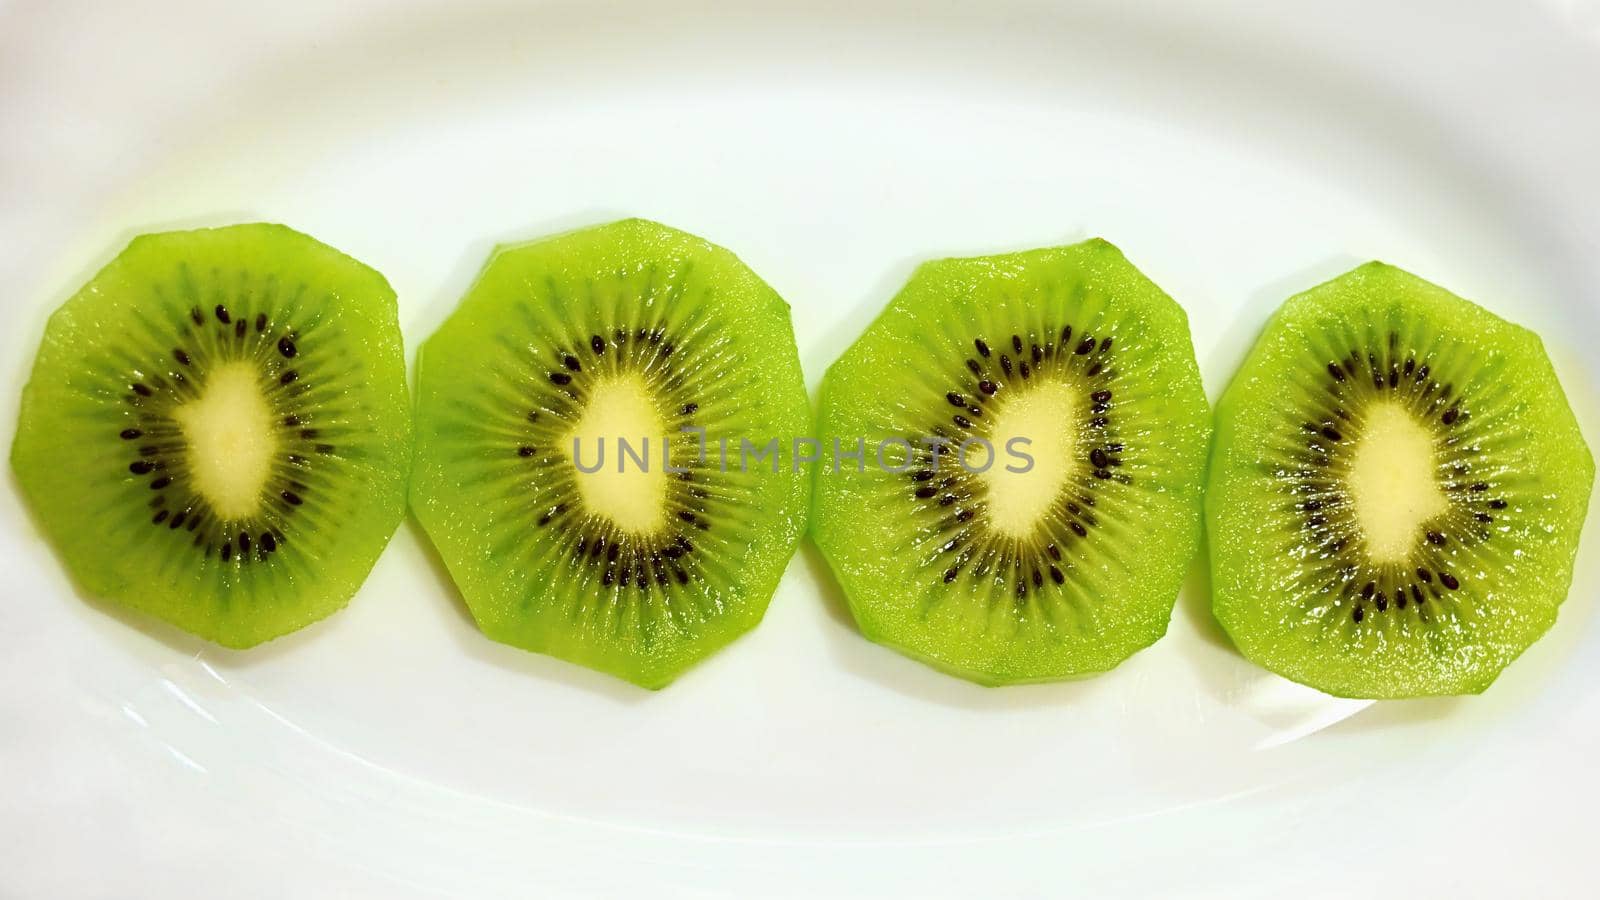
[[2, 1, 1597, 895]]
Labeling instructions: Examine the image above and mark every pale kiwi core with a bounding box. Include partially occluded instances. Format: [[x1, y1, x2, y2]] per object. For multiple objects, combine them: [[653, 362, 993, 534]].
[[170, 361, 277, 520], [974, 379, 1081, 539], [1345, 400, 1449, 562], [563, 374, 671, 534]]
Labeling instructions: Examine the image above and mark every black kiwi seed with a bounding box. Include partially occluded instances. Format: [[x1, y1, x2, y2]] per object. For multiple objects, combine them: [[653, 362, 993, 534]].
[[549, 372, 571, 386], [280, 370, 298, 385], [590, 334, 605, 354], [277, 336, 297, 358], [978, 380, 997, 395], [189, 307, 204, 326], [946, 392, 965, 407], [281, 491, 303, 506], [562, 354, 581, 372], [1000, 356, 1013, 376], [255, 313, 268, 332], [974, 338, 991, 357], [150, 476, 171, 490], [132, 383, 153, 397], [120, 428, 141, 440], [518, 445, 536, 457], [1439, 572, 1460, 590], [1075, 337, 1095, 355], [1090, 448, 1110, 469], [129, 461, 154, 474], [966, 359, 982, 376], [214, 304, 231, 324]]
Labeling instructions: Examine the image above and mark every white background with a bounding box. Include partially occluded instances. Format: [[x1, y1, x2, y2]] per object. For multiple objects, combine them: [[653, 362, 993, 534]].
[[2, 1, 1598, 896]]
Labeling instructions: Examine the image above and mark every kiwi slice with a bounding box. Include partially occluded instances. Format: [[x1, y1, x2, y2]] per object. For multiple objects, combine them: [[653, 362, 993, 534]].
[[1208, 263, 1594, 698], [11, 224, 411, 647], [409, 219, 810, 688], [811, 239, 1211, 684]]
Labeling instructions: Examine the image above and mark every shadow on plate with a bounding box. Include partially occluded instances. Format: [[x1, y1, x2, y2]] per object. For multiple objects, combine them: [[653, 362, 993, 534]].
[[402, 515, 652, 706]]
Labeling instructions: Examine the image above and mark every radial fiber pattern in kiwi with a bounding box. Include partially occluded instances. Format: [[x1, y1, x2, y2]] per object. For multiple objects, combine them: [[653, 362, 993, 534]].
[[1261, 318, 1521, 629], [424, 277, 763, 627], [891, 325, 1131, 611], [813, 239, 1211, 683], [109, 279, 357, 577], [1208, 262, 1594, 697], [410, 219, 811, 688], [11, 224, 411, 647]]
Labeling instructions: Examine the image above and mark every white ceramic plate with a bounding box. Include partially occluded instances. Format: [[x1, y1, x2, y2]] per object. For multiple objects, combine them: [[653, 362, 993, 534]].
[[4, 1, 1599, 896]]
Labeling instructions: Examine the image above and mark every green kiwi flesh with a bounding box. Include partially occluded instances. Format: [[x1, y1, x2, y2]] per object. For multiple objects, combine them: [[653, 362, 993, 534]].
[[409, 219, 810, 689], [812, 239, 1211, 684], [1208, 263, 1594, 698], [11, 224, 412, 647]]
